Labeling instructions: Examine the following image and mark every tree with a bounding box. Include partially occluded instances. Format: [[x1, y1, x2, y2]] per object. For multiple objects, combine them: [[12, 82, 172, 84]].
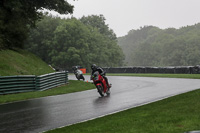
[[25, 16, 125, 70], [80, 15, 117, 41], [118, 24, 200, 66], [25, 15, 62, 63], [0, 0, 74, 49]]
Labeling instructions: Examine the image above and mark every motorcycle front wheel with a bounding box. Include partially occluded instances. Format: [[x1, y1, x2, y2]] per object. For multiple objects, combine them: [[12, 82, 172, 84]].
[[81, 75, 85, 81], [97, 85, 104, 97]]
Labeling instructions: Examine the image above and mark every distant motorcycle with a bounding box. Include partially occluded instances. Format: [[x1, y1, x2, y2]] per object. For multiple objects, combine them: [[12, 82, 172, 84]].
[[72, 66, 85, 81], [91, 71, 111, 97], [74, 69, 85, 81]]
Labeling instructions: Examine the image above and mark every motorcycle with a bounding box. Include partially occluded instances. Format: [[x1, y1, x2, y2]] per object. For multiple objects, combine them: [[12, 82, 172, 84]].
[[72, 66, 85, 81], [73, 68, 85, 81], [91, 71, 111, 97]]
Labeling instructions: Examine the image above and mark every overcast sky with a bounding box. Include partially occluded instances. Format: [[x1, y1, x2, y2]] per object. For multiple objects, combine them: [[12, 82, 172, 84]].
[[59, 0, 200, 37]]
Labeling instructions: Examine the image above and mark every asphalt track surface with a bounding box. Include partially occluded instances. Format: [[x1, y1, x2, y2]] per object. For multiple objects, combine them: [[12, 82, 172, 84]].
[[1, 75, 200, 133]]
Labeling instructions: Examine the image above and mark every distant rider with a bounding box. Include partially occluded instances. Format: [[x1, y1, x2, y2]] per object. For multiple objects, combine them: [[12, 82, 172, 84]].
[[73, 66, 85, 81], [90, 64, 111, 89]]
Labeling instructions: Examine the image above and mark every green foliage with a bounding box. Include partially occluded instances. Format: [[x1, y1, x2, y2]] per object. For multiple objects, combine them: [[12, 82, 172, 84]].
[[80, 15, 117, 40], [0, 48, 55, 76], [118, 24, 200, 66], [0, 0, 73, 49], [25, 15, 124, 70], [25, 16, 62, 64]]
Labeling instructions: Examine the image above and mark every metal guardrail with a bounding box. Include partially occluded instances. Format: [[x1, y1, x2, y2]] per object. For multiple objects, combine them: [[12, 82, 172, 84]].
[[0, 75, 36, 95], [103, 66, 200, 74], [36, 71, 68, 91], [0, 71, 68, 95]]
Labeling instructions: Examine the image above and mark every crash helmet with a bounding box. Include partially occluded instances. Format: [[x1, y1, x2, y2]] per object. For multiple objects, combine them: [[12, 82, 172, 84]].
[[91, 64, 97, 70]]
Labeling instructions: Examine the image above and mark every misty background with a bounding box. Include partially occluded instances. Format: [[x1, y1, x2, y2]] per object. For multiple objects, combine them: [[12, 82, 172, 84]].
[[65, 0, 200, 37]]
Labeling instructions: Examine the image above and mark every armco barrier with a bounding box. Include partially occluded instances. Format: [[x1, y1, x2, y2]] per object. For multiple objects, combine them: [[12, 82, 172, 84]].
[[35, 71, 68, 91], [103, 66, 200, 74], [0, 71, 68, 95], [0, 75, 36, 95]]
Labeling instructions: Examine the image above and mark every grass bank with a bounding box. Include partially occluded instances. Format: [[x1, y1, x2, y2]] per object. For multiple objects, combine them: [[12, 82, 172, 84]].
[[0, 80, 94, 104], [0, 48, 54, 76], [47, 88, 200, 133]]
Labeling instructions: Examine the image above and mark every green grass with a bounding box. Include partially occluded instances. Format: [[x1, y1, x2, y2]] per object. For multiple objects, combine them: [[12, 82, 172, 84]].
[[46, 89, 200, 133], [0, 80, 95, 104], [0, 48, 54, 76]]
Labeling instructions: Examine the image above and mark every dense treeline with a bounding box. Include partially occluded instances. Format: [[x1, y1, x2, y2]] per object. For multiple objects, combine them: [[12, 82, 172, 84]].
[[0, 0, 73, 50], [118, 24, 200, 66], [25, 15, 124, 70]]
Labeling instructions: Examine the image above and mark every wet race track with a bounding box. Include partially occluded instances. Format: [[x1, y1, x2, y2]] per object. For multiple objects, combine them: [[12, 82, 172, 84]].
[[1, 75, 200, 133]]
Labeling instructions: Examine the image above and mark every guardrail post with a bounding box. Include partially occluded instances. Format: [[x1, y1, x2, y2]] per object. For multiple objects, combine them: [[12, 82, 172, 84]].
[[35, 76, 40, 90], [65, 71, 68, 84]]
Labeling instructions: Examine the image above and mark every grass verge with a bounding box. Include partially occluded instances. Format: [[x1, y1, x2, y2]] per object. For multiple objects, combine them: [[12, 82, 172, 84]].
[[0, 80, 94, 104], [46, 89, 200, 133]]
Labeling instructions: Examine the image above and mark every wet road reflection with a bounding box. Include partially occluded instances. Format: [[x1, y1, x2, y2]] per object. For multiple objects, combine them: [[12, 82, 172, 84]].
[[0, 99, 48, 133], [1, 75, 200, 133]]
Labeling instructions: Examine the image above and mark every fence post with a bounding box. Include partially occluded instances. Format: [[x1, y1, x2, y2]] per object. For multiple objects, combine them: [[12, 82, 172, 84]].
[[65, 71, 68, 83], [35, 76, 40, 90]]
